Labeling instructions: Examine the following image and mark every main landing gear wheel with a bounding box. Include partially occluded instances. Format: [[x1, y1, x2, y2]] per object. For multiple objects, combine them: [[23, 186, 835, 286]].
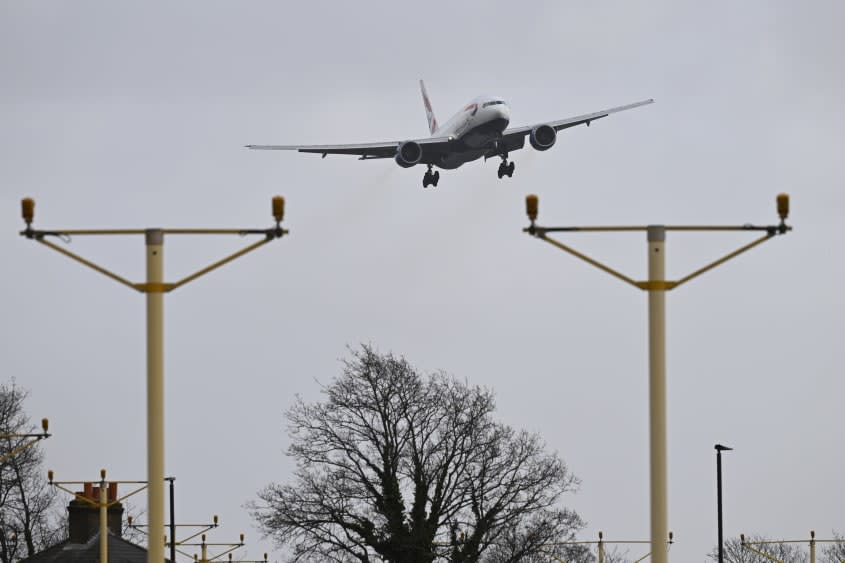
[[422, 168, 440, 188], [497, 160, 515, 179]]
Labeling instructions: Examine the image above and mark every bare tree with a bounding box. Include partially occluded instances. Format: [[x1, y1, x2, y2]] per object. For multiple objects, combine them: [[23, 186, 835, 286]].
[[822, 532, 845, 563], [0, 382, 61, 562], [707, 533, 845, 563], [252, 345, 584, 563], [121, 500, 148, 547], [601, 548, 633, 563], [479, 509, 592, 563], [708, 535, 807, 563]]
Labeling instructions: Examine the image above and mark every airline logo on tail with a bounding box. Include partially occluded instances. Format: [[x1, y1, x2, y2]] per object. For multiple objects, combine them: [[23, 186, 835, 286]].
[[420, 80, 438, 135]]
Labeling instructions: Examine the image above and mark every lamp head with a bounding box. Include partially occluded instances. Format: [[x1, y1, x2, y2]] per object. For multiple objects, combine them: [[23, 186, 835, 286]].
[[776, 193, 789, 221], [526, 194, 538, 222], [272, 196, 285, 224], [47, 469, 54, 483], [41, 418, 49, 433], [714, 444, 733, 451], [21, 198, 35, 226], [776, 193, 791, 234], [100, 468, 106, 480]]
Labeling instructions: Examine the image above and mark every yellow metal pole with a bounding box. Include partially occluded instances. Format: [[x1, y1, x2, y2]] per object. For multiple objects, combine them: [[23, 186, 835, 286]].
[[741, 535, 784, 563], [146, 229, 165, 563], [647, 225, 668, 563], [598, 531, 605, 563], [36, 238, 139, 291], [522, 195, 791, 563], [167, 238, 270, 291], [0, 419, 50, 464], [19, 197, 288, 563], [537, 235, 642, 290], [811, 531, 816, 563], [100, 472, 108, 563]]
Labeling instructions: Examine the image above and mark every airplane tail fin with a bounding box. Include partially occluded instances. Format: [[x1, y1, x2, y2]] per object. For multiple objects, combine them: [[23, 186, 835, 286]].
[[420, 80, 439, 135]]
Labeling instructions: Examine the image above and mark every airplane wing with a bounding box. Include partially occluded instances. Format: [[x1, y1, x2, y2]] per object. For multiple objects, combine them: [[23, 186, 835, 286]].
[[499, 98, 654, 151], [246, 135, 454, 160]]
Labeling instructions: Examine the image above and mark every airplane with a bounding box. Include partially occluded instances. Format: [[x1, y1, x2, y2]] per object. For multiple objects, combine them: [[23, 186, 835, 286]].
[[246, 81, 653, 188]]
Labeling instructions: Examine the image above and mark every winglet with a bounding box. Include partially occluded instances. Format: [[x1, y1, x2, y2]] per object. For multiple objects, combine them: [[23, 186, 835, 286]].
[[420, 80, 439, 135]]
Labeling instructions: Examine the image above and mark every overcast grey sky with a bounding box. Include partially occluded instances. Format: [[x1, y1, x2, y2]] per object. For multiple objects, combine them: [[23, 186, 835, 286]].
[[2, 2, 844, 561]]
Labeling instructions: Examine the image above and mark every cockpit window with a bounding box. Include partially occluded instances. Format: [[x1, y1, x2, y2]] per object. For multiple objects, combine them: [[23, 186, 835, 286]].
[[482, 100, 504, 108]]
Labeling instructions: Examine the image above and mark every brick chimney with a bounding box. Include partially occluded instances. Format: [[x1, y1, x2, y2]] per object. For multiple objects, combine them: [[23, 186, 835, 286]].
[[67, 482, 124, 544]]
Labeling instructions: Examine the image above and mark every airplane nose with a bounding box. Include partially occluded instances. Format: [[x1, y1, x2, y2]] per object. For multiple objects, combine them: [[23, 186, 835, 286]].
[[494, 104, 510, 125]]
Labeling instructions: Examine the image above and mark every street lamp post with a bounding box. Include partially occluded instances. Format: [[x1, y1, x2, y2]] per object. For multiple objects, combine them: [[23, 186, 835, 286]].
[[522, 194, 791, 563], [715, 444, 732, 563], [166, 477, 176, 563], [542, 530, 673, 563], [0, 418, 50, 465], [48, 468, 149, 563], [178, 532, 267, 563], [20, 196, 288, 563]]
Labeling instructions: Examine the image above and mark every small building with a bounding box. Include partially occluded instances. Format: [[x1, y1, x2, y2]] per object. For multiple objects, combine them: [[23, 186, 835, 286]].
[[21, 483, 164, 563]]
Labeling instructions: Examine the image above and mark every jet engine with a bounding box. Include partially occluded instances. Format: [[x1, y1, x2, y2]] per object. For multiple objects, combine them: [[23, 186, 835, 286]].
[[394, 141, 423, 168], [529, 125, 556, 151]]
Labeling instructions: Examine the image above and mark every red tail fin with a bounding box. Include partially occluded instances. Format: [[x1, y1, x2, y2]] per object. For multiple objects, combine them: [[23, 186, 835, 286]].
[[419, 80, 439, 135]]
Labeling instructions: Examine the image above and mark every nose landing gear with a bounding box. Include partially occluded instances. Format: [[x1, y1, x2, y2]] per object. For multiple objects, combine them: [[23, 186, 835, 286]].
[[497, 157, 515, 179], [423, 165, 440, 188]]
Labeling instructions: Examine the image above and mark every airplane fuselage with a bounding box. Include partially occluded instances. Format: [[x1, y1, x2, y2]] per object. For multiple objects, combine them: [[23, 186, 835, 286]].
[[431, 95, 511, 169]]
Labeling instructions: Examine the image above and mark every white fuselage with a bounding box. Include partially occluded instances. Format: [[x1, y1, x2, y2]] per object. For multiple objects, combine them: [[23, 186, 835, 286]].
[[432, 95, 511, 169]]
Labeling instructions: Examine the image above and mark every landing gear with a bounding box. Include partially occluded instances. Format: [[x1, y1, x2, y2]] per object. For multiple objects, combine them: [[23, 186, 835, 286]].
[[497, 157, 515, 179], [423, 166, 440, 188]]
